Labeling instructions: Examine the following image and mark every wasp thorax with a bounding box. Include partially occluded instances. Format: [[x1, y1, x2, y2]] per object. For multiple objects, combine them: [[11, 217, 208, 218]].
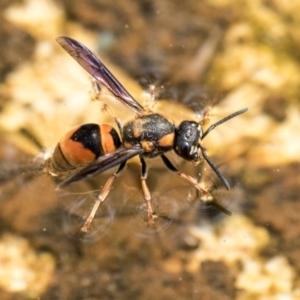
[[174, 121, 202, 161]]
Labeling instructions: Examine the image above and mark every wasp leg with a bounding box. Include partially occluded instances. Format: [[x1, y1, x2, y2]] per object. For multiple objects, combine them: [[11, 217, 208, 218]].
[[81, 160, 127, 232], [101, 102, 123, 134], [160, 154, 212, 200], [140, 157, 155, 224], [91, 78, 123, 133]]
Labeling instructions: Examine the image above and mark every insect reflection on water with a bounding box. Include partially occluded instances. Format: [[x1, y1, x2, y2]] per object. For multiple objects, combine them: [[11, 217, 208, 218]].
[[48, 36, 247, 235], [0, 144, 241, 245], [59, 159, 240, 244]]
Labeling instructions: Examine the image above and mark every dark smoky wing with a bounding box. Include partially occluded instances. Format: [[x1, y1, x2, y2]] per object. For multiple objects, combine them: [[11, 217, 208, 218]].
[[56, 36, 144, 115], [57, 147, 144, 188]]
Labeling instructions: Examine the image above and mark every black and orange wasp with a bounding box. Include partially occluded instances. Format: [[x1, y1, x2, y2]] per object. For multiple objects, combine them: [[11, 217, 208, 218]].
[[50, 36, 247, 233]]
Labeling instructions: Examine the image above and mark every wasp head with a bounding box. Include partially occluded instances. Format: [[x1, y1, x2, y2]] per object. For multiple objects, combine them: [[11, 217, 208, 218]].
[[174, 121, 202, 162]]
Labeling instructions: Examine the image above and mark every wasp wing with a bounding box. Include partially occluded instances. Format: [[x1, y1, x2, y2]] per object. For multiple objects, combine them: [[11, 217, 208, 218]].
[[56, 36, 144, 115], [57, 147, 144, 189]]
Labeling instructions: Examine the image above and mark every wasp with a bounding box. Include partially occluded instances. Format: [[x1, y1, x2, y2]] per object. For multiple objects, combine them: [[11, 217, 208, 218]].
[[52, 36, 247, 233]]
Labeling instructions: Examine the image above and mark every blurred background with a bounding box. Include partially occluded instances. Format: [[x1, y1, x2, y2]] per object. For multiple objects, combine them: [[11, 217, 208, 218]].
[[0, 0, 300, 299]]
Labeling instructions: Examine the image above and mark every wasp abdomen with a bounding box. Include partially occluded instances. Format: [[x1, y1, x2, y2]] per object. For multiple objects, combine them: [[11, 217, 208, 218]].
[[50, 123, 121, 172]]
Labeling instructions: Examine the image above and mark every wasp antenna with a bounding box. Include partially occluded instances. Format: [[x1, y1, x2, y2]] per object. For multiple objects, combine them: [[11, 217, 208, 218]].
[[202, 108, 248, 139], [199, 145, 230, 190]]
